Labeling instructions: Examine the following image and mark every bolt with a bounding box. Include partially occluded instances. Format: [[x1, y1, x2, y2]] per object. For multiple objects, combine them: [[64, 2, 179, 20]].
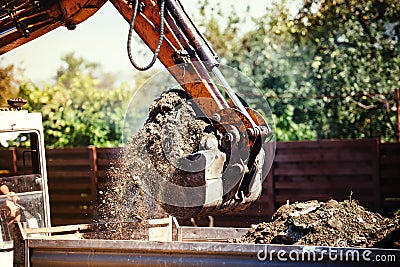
[[224, 132, 234, 142], [246, 128, 255, 138], [212, 114, 221, 122], [66, 23, 77, 30], [23, 30, 30, 38]]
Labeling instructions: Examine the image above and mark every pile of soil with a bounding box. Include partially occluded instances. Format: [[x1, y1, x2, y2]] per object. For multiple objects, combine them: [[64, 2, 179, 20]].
[[232, 199, 400, 248]]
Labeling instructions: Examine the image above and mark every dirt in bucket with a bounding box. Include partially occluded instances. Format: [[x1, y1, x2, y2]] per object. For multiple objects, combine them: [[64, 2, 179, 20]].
[[96, 89, 223, 235]]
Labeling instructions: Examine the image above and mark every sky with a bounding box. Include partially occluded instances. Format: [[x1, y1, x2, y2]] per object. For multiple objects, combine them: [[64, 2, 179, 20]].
[[0, 1, 300, 85]]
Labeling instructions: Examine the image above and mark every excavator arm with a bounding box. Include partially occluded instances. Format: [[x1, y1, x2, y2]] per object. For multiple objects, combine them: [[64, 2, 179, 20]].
[[0, 0, 272, 218], [1, 0, 225, 114], [0, 0, 107, 53]]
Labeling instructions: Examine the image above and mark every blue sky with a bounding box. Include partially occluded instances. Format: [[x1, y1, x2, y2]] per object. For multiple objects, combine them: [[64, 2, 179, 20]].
[[0, 1, 300, 85]]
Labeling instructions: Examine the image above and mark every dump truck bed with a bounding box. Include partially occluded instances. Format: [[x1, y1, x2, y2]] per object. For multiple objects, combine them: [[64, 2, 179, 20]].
[[27, 238, 400, 267], [15, 218, 400, 267]]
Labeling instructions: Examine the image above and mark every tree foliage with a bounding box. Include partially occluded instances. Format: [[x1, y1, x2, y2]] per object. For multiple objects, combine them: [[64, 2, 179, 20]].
[[18, 53, 131, 147], [289, 0, 399, 140], [198, 0, 400, 141], [0, 63, 21, 107], [197, 0, 320, 140]]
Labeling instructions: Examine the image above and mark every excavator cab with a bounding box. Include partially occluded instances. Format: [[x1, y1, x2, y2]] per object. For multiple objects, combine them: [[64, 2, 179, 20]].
[[0, 101, 51, 229]]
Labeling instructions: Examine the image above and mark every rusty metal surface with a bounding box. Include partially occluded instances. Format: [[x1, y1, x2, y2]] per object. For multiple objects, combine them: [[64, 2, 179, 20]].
[[177, 226, 248, 242], [28, 238, 400, 267], [0, 0, 107, 54]]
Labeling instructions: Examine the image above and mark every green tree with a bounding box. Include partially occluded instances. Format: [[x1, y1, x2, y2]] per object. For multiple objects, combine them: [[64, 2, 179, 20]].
[[197, 0, 399, 141], [197, 0, 319, 140], [289, 0, 399, 141], [0, 62, 21, 107], [20, 53, 131, 147]]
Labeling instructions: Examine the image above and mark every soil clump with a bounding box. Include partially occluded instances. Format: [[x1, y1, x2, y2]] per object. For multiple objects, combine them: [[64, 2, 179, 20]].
[[232, 199, 400, 248]]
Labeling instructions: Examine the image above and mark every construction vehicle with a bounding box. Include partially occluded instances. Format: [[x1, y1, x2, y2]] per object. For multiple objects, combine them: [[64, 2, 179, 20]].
[[0, 1, 269, 265], [1, 2, 399, 267], [1, 0, 274, 218], [0, 98, 50, 266]]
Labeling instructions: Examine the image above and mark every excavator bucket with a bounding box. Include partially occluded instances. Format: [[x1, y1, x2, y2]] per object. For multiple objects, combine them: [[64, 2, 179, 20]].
[[159, 144, 266, 219], [124, 89, 272, 219]]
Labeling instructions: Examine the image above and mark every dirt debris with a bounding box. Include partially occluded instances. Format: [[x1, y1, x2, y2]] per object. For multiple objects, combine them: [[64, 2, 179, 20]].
[[82, 221, 148, 240], [97, 89, 219, 230], [232, 199, 400, 248]]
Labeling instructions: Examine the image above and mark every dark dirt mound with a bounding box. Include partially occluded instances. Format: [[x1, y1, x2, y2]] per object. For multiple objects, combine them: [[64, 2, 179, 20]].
[[232, 199, 400, 248]]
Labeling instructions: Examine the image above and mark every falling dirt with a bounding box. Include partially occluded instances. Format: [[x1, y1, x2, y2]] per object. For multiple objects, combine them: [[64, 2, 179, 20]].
[[232, 199, 400, 248], [96, 89, 220, 232]]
